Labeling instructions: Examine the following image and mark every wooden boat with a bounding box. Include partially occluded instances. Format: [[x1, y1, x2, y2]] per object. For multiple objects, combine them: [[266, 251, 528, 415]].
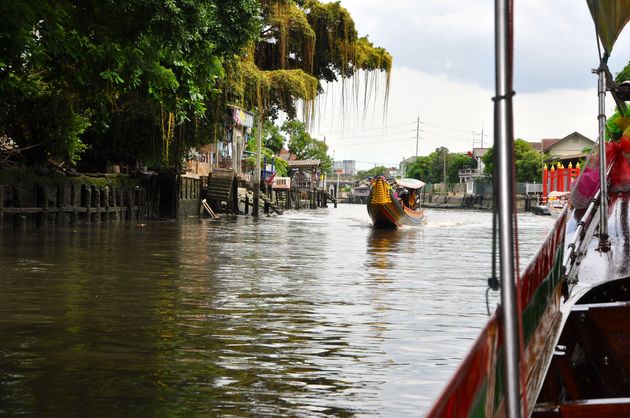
[[427, 1, 630, 417], [367, 176, 426, 228], [532, 191, 570, 217]]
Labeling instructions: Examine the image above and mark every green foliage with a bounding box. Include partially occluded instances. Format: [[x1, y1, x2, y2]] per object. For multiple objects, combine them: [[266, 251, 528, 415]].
[[245, 120, 288, 177], [244, 137, 289, 177], [235, 0, 392, 120], [406, 149, 475, 183], [356, 165, 388, 179], [0, 0, 389, 171], [482, 139, 542, 182], [262, 120, 285, 153], [448, 153, 475, 183], [406, 156, 431, 180], [0, 0, 260, 167], [0, 87, 91, 165], [615, 61, 630, 84], [282, 119, 332, 173]]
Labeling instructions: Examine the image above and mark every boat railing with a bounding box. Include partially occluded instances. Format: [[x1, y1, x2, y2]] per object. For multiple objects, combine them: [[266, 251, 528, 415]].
[[562, 188, 601, 284], [563, 156, 615, 284]]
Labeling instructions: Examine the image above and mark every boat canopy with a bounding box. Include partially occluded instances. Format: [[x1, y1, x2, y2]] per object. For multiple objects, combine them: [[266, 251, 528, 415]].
[[394, 178, 425, 189], [587, 0, 630, 57]]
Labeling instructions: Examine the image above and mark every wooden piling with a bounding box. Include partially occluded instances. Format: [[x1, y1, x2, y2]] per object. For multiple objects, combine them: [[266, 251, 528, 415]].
[[0, 185, 4, 225]]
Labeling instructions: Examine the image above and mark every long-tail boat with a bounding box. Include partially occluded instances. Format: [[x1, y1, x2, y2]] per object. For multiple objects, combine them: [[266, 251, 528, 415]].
[[367, 176, 426, 228], [427, 1, 630, 417]]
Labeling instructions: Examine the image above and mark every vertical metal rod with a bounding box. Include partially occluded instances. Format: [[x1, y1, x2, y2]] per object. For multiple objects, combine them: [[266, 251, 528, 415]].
[[416, 115, 420, 157], [597, 68, 609, 248], [253, 113, 262, 217], [495, 0, 522, 416]]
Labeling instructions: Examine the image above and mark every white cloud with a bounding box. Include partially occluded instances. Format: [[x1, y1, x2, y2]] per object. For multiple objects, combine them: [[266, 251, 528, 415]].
[[308, 1, 630, 169], [313, 66, 607, 170], [328, 0, 630, 92]]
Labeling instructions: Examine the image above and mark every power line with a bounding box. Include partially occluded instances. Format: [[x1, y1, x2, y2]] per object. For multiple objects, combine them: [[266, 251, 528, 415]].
[[355, 160, 400, 166], [421, 120, 492, 136], [332, 136, 417, 147], [323, 127, 417, 140], [317, 121, 415, 135], [420, 136, 470, 151], [421, 129, 474, 142], [318, 117, 492, 136]]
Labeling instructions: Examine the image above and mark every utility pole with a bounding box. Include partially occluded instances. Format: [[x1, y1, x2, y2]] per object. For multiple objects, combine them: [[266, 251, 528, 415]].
[[415, 116, 420, 157], [443, 148, 447, 191], [253, 112, 262, 217]]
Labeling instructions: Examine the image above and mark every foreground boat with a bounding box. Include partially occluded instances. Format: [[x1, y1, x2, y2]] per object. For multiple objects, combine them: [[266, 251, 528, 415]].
[[367, 176, 426, 228], [427, 1, 630, 417], [532, 191, 569, 217]]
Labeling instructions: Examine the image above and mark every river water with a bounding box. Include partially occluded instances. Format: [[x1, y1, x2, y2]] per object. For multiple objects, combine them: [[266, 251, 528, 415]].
[[0, 204, 556, 417]]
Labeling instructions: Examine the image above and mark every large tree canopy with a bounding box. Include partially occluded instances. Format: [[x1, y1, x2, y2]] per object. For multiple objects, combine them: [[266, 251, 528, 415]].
[[0, 0, 260, 167], [0, 0, 390, 169], [227, 0, 392, 121]]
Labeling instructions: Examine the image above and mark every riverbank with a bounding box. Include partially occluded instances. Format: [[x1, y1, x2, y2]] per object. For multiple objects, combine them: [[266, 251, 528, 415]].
[[0, 167, 338, 227], [0, 167, 158, 227], [420, 192, 535, 212]]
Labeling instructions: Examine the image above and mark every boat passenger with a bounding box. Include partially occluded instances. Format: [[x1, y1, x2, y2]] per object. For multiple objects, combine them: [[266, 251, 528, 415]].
[[408, 190, 416, 209], [399, 189, 409, 207]]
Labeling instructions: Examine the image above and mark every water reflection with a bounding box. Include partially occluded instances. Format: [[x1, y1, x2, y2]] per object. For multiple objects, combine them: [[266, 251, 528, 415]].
[[0, 206, 556, 416]]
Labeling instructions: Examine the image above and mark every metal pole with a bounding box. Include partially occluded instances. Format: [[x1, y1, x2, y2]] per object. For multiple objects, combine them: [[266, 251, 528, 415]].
[[336, 172, 340, 200], [416, 116, 420, 157], [495, 0, 522, 417], [443, 148, 447, 189], [597, 67, 610, 250], [253, 113, 262, 217]]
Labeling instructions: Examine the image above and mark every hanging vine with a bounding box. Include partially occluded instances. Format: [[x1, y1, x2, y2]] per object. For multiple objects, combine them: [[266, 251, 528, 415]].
[[160, 107, 175, 164]]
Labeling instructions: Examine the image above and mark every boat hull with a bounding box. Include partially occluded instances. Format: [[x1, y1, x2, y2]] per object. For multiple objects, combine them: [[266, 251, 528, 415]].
[[367, 177, 426, 228], [427, 208, 568, 418]]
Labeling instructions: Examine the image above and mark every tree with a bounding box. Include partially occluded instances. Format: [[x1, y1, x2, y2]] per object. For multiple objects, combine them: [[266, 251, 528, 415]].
[[356, 166, 388, 180], [482, 139, 542, 182], [406, 149, 474, 183], [406, 156, 431, 181], [227, 0, 392, 120], [282, 119, 332, 173], [0, 0, 260, 167], [262, 121, 285, 153], [0, 0, 389, 170], [448, 153, 476, 183]]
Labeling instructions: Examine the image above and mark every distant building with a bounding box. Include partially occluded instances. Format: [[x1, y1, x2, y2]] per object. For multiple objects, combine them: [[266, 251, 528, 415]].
[[536, 132, 595, 165], [399, 156, 417, 178], [458, 147, 488, 183], [333, 160, 356, 175], [350, 181, 371, 203], [342, 160, 356, 176]]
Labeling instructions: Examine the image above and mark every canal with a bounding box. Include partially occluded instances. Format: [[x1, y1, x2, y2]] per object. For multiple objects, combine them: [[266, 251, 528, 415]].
[[0, 204, 556, 417]]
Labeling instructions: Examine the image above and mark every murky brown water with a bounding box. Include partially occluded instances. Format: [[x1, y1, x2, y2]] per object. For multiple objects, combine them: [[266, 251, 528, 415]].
[[0, 204, 555, 417]]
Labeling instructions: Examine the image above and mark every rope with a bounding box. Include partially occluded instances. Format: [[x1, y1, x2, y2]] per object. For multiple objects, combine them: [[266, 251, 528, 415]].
[[487, 209, 500, 316]]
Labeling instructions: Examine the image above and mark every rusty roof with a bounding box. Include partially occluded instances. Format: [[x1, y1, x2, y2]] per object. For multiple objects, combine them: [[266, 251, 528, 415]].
[[287, 160, 320, 167]]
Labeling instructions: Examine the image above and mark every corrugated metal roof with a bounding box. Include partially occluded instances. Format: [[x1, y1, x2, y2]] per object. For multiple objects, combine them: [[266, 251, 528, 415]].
[[287, 160, 320, 167]]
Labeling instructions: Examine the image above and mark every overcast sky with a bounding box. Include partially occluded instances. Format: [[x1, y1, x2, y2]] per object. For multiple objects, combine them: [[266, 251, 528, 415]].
[[310, 0, 630, 169]]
